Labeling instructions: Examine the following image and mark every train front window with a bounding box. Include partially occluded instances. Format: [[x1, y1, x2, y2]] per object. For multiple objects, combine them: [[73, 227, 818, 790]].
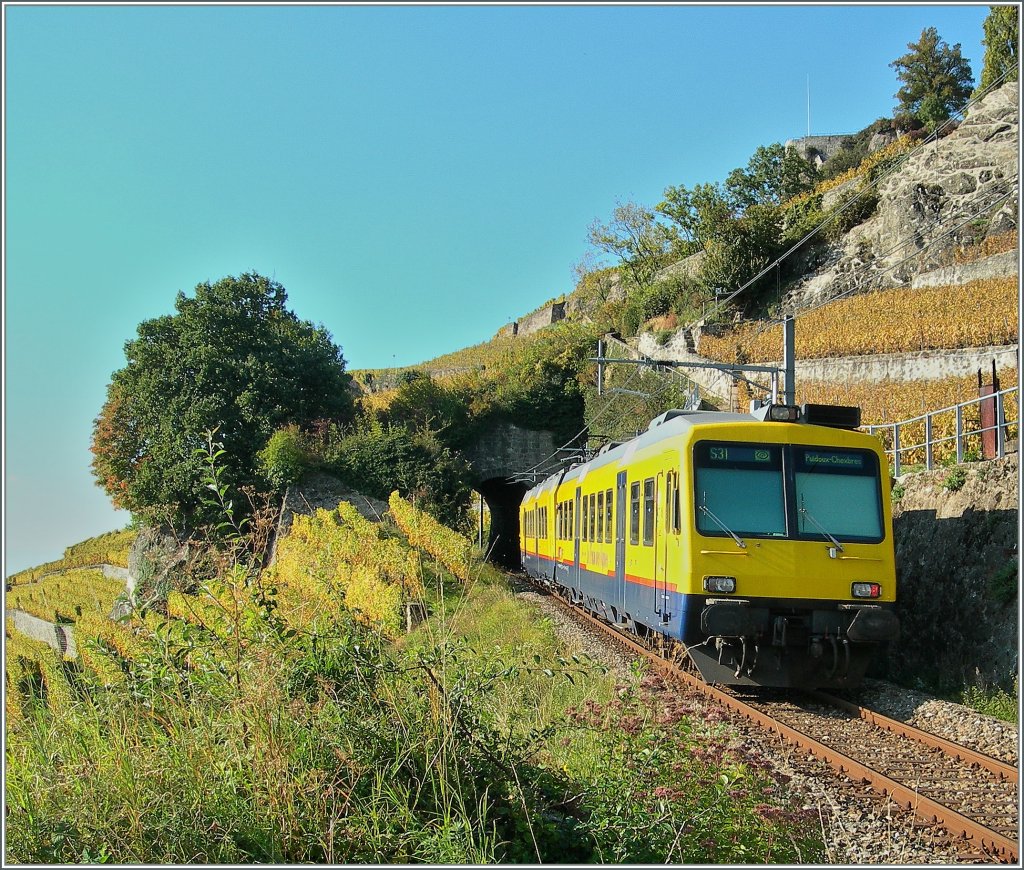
[[694, 443, 786, 538], [794, 447, 883, 541]]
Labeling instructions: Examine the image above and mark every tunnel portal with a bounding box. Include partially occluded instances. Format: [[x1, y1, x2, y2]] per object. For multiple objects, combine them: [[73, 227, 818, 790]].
[[476, 477, 529, 569], [461, 421, 561, 570]]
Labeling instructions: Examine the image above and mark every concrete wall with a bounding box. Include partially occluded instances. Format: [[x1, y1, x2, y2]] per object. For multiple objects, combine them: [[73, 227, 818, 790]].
[[8, 609, 77, 659], [911, 250, 1018, 289]]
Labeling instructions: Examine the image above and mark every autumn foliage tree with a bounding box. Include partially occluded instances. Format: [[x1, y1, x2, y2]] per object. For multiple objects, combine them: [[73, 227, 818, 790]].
[[91, 273, 354, 527]]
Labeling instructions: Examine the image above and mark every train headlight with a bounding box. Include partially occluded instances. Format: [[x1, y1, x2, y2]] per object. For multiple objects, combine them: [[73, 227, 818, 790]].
[[704, 575, 737, 594], [852, 582, 882, 599], [767, 405, 800, 422]]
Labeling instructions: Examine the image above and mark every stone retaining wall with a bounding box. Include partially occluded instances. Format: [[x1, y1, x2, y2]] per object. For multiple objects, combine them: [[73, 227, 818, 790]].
[[888, 454, 1018, 687], [910, 250, 1018, 289], [8, 609, 77, 658], [635, 335, 1018, 409]]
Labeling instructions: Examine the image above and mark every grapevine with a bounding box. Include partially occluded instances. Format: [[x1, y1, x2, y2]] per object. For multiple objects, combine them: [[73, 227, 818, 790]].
[[700, 277, 1018, 363], [389, 491, 472, 583]]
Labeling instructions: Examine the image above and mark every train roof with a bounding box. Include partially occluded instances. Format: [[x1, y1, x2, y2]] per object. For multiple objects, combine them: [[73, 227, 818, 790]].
[[522, 404, 873, 502]]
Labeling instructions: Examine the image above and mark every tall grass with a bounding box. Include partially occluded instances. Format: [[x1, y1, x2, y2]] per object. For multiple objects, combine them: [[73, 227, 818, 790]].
[[6, 449, 823, 863]]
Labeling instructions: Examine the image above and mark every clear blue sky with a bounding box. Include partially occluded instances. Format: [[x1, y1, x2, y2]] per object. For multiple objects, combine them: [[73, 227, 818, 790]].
[[4, 3, 990, 575]]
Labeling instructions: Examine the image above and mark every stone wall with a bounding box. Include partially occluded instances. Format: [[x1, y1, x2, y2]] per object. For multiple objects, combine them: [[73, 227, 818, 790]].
[[910, 249, 1018, 289], [515, 301, 567, 337], [461, 421, 561, 482], [887, 454, 1018, 688], [785, 134, 853, 166], [761, 344, 1017, 385]]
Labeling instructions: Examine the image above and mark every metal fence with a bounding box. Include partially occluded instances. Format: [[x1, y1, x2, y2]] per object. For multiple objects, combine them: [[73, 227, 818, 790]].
[[865, 385, 1019, 476]]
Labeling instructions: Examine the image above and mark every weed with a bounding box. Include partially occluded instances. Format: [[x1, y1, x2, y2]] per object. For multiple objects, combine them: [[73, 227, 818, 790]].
[[961, 676, 1019, 723], [941, 466, 968, 492]]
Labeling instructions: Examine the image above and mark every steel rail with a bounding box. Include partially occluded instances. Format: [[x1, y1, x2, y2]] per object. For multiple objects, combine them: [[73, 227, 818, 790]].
[[534, 584, 1020, 863], [811, 690, 1019, 785]]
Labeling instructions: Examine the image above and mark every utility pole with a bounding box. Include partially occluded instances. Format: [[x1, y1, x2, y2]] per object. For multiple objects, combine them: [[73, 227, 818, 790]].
[[783, 315, 796, 405]]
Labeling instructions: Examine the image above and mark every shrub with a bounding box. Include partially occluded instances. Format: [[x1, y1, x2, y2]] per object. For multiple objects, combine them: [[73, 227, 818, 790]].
[[258, 425, 314, 491]]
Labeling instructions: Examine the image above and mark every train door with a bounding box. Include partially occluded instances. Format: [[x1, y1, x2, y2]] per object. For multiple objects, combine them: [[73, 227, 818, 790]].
[[656, 470, 671, 622], [615, 471, 627, 610], [573, 487, 582, 595], [655, 472, 666, 619]]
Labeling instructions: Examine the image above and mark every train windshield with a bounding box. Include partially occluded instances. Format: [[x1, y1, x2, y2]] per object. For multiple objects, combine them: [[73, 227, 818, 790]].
[[694, 443, 786, 537], [794, 447, 883, 541], [694, 442, 884, 542]]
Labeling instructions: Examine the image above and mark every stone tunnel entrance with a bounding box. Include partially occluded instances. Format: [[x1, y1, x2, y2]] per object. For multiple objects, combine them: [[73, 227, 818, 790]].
[[461, 421, 562, 571], [476, 477, 529, 569]]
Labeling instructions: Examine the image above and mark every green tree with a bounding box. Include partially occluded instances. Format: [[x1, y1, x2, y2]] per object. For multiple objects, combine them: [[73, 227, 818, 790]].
[[91, 272, 354, 525], [699, 204, 782, 305], [978, 5, 1019, 91], [890, 27, 974, 130], [587, 200, 675, 289], [656, 182, 734, 251], [724, 143, 817, 210]]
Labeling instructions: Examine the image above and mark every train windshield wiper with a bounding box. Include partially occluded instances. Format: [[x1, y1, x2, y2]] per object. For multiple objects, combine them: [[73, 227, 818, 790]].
[[699, 494, 746, 548], [799, 496, 845, 552]]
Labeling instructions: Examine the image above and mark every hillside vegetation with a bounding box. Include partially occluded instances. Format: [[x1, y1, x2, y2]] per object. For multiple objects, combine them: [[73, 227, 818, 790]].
[[5, 490, 819, 864]]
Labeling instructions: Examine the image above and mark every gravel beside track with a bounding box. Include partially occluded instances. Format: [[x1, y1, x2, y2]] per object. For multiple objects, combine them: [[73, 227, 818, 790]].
[[516, 586, 1019, 865]]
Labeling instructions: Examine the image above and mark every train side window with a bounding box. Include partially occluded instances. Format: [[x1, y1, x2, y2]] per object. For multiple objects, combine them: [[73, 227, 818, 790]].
[[629, 482, 641, 545], [596, 492, 604, 543], [667, 472, 681, 534], [583, 496, 590, 541], [570, 501, 575, 539], [589, 494, 597, 542], [643, 478, 656, 546], [605, 488, 613, 542]]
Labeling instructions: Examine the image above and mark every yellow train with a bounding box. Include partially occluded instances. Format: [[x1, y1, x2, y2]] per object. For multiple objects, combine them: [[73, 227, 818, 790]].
[[520, 403, 899, 688]]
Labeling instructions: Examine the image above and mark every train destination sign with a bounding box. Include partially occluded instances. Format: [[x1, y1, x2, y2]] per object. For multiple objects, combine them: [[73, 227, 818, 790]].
[[803, 450, 865, 469]]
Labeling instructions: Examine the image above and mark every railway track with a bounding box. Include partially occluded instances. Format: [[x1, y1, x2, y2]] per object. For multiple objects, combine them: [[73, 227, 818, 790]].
[[527, 580, 1020, 863]]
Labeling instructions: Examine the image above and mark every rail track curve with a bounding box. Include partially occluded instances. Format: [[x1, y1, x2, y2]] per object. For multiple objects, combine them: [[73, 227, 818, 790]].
[[524, 577, 1020, 863]]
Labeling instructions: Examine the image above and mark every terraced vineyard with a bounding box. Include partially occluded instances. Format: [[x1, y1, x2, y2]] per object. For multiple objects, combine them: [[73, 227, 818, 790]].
[[6, 568, 125, 624], [699, 275, 1018, 364], [734, 367, 1020, 467], [7, 529, 135, 587]]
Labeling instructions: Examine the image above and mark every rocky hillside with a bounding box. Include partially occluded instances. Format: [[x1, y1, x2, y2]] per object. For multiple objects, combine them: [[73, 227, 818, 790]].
[[786, 80, 1018, 309]]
